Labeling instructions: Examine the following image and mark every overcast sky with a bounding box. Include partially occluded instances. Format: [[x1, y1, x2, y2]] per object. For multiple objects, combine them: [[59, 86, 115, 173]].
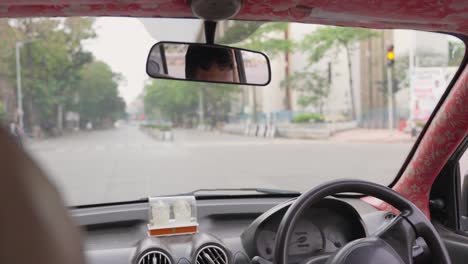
[[84, 18, 156, 105], [83, 18, 201, 106]]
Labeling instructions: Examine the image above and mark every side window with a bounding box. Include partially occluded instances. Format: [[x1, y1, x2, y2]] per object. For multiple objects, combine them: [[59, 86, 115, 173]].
[[459, 144, 468, 231], [461, 150, 468, 184], [431, 142, 468, 230]]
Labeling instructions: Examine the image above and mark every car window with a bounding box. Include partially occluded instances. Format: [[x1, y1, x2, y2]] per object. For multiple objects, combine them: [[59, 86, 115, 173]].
[[0, 18, 465, 206], [458, 144, 468, 231], [461, 148, 468, 187]]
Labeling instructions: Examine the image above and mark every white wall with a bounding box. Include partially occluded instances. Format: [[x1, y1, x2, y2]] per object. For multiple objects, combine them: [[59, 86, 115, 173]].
[[261, 56, 287, 113], [393, 29, 414, 57], [352, 42, 362, 121], [394, 30, 449, 64]]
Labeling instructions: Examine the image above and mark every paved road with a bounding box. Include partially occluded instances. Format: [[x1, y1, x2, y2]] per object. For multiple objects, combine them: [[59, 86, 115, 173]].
[[26, 124, 413, 206]]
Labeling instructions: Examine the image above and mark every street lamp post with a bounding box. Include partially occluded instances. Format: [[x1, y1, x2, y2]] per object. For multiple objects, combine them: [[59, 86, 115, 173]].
[[15, 39, 35, 130], [387, 66, 394, 132], [15, 42, 24, 130]]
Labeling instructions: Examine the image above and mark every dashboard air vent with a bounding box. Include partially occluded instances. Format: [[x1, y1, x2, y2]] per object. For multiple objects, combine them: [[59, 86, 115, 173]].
[[196, 245, 228, 264], [138, 250, 172, 264]]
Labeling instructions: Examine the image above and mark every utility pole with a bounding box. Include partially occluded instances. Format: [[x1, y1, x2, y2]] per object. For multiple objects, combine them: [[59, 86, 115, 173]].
[[15, 39, 35, 130], [386, 67, 394, 131], [15, 42, 24, 130], [367, 38, 373, 128], [408, 36, 415, 130], [198, 88, 204, 125], [284, 24, 292, 111], [386, 45, 395, 131], [252, 86, 257, 123]]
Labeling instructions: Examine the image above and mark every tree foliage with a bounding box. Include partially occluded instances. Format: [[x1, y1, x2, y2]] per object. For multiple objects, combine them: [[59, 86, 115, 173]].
[[0, 101, 5, 122], [218, 21, 264, 45], [75, 61, 126, 126], [1, 18, 125, 132], [301, 27, 379, 64], [144, 80, 240, 126], [281, 70, 330, 114], [221, 22, 293, 58], [144, 80, 199, 124], [4, 18, 96, 128], [393, 54, 409, 93], [201, 83, 241, 124], [448, 41, 465, 67], [0, 20, 16, 77]]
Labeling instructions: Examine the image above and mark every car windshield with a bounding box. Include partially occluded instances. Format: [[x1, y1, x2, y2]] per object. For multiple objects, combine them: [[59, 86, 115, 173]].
[[0, 18, 465, 206]]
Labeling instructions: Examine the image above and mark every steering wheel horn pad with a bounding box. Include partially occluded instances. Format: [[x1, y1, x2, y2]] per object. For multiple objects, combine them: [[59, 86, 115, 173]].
[[325, 237, 404, 264]]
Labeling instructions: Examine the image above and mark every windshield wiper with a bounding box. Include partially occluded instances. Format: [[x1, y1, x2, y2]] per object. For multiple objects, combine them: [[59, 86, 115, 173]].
[[179, 188, 301, 196]]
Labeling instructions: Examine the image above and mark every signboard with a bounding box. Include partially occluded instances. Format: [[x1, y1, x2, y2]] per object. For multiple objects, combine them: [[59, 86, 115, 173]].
[[409, 67, 457, 122]]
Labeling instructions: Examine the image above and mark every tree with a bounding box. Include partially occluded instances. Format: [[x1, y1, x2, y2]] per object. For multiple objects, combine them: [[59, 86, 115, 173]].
[[281, 70, 330, 114], [144, 80, 199, 126], [75, 61, 126, 127], [301, 27, 379, 120], [0, 20, 16, 123], [11, 18, 70, 129], [0, 101, 5, 123], [53, 18, 95, 131], [201, 83, 241, 125], [5, 18, 96, 132], [0, 19, 15, 78], [393, 54, 409, 93], [144, 78, 240, 127], [448, 41, 465, 67]]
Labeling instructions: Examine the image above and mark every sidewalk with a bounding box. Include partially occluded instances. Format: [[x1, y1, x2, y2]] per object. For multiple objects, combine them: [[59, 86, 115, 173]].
[[330, 129, 415, 143]]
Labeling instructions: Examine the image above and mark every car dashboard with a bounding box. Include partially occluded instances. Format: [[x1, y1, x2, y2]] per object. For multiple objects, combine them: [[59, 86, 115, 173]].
[[241, 198, 366, 263], [74, 197, 396, 264]]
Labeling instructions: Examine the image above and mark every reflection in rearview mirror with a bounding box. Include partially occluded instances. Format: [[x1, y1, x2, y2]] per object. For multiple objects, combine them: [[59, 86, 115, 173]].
[[146, 42, 271, 86]]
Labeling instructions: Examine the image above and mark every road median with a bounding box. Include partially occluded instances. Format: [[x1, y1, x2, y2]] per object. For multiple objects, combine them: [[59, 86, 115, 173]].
[[140, 125, 174, 141], [222, 121, 358, 140]]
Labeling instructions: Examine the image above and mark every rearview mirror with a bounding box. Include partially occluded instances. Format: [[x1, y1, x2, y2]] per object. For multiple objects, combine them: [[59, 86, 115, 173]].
[[146, 42, 271, 86]]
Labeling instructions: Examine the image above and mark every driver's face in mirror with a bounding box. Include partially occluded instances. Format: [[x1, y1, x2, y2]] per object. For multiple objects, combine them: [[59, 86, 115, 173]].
[[185, 45, 236, 83]]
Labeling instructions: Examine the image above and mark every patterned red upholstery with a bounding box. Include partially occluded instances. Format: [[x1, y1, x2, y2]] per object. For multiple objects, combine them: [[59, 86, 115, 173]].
[[0, 0, 467, 35]]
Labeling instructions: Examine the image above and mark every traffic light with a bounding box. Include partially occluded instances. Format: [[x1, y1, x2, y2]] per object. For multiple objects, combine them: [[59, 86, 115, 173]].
[[387, 45, 395, 67]]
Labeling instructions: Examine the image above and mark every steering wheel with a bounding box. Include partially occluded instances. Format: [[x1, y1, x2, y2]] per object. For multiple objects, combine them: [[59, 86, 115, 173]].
[[273, 180, 451, 264]]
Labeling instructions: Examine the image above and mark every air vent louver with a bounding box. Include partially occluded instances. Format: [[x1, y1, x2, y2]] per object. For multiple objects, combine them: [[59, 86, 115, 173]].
[[196, 245, 228, 264], [138, 250, 172, 264]]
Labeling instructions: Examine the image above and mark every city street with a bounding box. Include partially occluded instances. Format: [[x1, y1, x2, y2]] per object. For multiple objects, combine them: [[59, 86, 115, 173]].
[[26, 124, 413, 206]]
